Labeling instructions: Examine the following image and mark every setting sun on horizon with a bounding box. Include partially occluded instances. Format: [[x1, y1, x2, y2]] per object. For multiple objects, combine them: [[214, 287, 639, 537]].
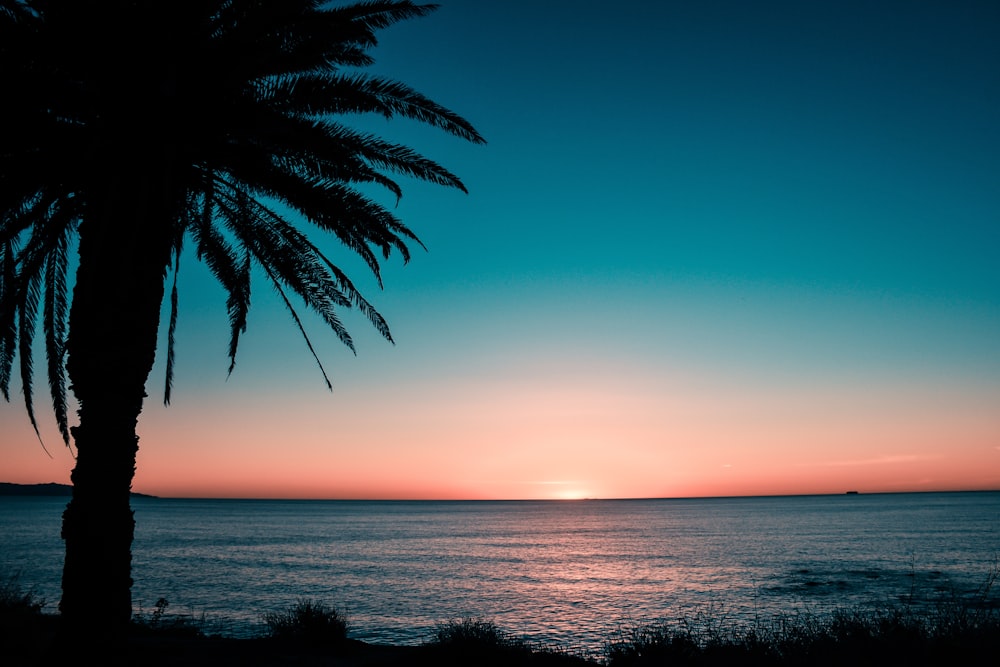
[[2, 0, 999, 502]]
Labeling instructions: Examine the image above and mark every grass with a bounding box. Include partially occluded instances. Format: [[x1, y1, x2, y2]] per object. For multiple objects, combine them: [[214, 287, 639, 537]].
[[0, 572, 56, 656], [602, 605, 999, 666], [130, 597, 209, 639], [427, 616, 591, 665], [261, 598, 349, 646], [0, 573, 46, 619], [2, 571, 997, 666]]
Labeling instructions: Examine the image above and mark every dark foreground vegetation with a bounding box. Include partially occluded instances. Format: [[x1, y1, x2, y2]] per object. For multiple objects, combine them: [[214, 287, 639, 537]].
[[3, 574, 998, 666]]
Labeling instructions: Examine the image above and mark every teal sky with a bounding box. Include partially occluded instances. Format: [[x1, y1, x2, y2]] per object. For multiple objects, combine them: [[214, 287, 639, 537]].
[[5, 0, 999, 499]]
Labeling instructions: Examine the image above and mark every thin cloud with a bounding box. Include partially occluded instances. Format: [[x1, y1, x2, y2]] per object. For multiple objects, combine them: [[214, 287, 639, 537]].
[[821, 454, 939, 467]]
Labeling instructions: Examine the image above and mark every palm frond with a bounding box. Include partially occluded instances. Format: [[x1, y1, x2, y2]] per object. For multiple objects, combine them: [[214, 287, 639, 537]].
[[0, 191, 49, 247], [0, 0, 39, 32], [310, 1, 440, 68], [254, 111, 470, 195], [0, 235, 19, 400], [240, 111, 409, 200], [228, 250, 252, 375], [318, 254, 394, 342], [319, 121, 471, 191], [260, 262, 334, 391], [213, 187, 375, 365], [326, 1, 439, 35], [262, 73, 485, 145], [17, 264, 43, 444], [163, 248, 181, 406], [214, 1, 440, 77], [188, 184, 252, 375], [217, 154, 407, 282], [2, 204, 73, 442], [302, 178, 422, 264], [42, 218, 70, 444], [0, 204, 76, 447], [217, 184, 344, 388]]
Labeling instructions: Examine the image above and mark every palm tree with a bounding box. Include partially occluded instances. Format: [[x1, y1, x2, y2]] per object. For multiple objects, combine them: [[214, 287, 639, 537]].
[[0, 0, 483, 638]]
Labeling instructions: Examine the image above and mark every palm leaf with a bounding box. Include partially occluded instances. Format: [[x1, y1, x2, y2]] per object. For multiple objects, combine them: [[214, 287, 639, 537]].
[[263, 73, 485, 144], [42, 217, 71, 444], [163, 249, 181, 406], [260, 262, 335, 391], [188, 185, 252, 375]]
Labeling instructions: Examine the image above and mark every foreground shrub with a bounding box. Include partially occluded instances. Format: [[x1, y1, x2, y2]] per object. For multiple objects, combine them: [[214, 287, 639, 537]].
[[429, 617, 593, 666], [605, 563, 1000, 666], [928, 558, 999, 637], [604, 605, 999, 666], [432, 617, 527, 651], [0, 573, 45, 618], [262, 599, 349, 646], [130, 597, 206, 638], [0, 572, 53, 657]]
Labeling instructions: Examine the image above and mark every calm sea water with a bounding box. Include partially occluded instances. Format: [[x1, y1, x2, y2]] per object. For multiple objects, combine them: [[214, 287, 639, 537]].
[[2, 492, 998, 655]]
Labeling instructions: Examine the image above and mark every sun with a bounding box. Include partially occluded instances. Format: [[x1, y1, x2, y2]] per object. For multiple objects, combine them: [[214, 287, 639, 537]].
[[544, 482, 593, 500], [553, 490, 590, 500]]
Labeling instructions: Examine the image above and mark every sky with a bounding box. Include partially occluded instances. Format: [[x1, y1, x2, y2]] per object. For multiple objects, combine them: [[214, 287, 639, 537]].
[[3, 0, 999, 500]]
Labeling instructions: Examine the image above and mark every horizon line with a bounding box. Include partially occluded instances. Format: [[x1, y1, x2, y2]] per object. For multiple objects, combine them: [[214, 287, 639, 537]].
[[137, 487, 1000, 502], [4, 482, 998, 503]]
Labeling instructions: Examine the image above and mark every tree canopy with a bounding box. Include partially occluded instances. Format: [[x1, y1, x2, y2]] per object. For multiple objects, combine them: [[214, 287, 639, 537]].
[[1, 0, 485, 442]]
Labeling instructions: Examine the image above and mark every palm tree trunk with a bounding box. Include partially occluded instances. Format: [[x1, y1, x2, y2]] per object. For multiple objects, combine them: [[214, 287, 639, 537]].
[[59, 163, 177, 640]]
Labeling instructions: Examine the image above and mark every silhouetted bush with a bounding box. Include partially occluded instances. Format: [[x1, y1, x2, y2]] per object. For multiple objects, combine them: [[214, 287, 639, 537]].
[[0, 573, 45, 618], [603, 605, 999, 666], [433, 617, 526, 650], [1, 572, 54, 660], [429, 617, 593, 666], [262, 598, 348, 646]]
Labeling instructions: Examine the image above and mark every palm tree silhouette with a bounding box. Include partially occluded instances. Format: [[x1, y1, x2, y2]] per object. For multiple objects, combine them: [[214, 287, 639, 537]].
[[1, 0, 483, 638]]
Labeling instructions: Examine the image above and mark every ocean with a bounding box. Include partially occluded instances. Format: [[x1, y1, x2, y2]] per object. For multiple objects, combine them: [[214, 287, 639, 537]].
[[1, 491, 997, 656]]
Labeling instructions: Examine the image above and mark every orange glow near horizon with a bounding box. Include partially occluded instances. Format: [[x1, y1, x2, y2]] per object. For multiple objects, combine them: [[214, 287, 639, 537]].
[[4, 368, 997, 501]]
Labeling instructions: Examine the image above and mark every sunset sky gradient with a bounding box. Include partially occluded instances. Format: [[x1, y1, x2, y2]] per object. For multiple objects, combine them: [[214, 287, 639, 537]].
[[3, 0, 999, 499]]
